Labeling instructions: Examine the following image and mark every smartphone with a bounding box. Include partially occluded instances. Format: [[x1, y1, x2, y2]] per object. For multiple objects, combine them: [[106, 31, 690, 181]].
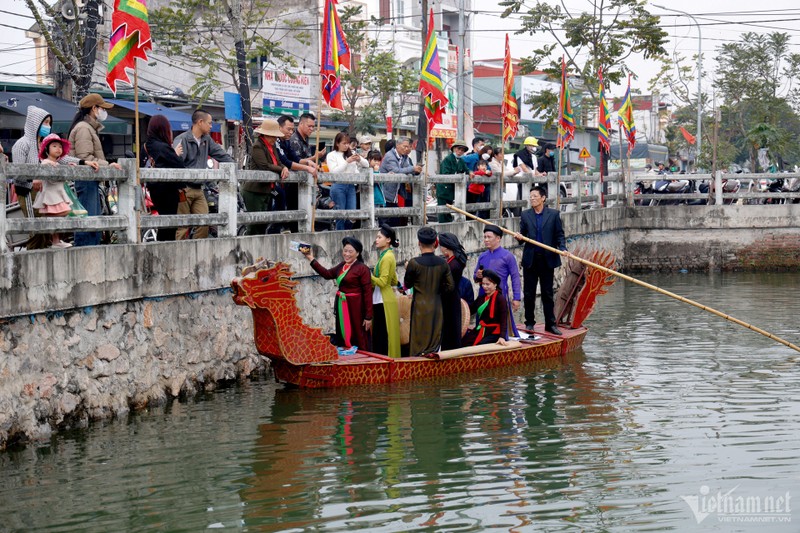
[[290, 241, 312, 253], [317, 142, 326, 152]]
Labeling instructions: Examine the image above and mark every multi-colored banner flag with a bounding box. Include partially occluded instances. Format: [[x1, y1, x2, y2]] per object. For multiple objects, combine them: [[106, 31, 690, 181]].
[[618, 75, 637, 154], [557, 56, 575, 148], [320, 0, 351, 110], [419, 8, 448, 136], [106, 0, 153, 94], [501, 34, 519, 143], [598, 67, 611, 153]]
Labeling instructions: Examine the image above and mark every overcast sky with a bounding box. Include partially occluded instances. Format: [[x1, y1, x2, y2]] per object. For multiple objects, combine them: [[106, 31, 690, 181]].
[[2, 0, 799, 102]]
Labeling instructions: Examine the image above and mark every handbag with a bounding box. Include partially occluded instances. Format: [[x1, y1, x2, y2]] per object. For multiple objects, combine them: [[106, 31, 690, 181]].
[[63, 183, 88, 217]]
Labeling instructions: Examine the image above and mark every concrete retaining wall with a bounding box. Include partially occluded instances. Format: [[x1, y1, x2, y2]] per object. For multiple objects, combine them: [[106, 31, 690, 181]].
[[625, 204, 800, 271], [3, 204, 799, 448]]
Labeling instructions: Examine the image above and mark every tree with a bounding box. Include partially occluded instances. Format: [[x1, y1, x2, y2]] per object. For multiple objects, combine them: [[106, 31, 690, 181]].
[[150, 0, 309, 152], [714, 32, 800, 171], [23, 0, 103, 100], [331, 7, 418, 135], [499, 0, 667, 124]]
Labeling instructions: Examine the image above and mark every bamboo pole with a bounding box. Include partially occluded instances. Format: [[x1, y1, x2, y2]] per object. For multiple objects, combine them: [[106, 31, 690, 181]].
[[311, 75, 324, 233], [421, 140, 429, 226], [555, 135, 563, 210], [446, 204, 800, 354], [134, 63, 141, 243], [498, 151, 505, 219]]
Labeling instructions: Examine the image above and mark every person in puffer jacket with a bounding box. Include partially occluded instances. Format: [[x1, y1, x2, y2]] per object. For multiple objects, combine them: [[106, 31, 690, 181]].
[[11, 106, 70, 249]]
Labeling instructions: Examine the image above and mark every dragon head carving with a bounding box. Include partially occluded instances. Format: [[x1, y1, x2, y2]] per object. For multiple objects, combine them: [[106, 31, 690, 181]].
[[231, 260, 299, 310]]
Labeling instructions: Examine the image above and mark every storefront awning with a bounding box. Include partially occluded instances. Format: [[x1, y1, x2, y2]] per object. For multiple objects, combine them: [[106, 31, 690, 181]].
[[0, 91, 130, 135], [107, 99, 220, 132]]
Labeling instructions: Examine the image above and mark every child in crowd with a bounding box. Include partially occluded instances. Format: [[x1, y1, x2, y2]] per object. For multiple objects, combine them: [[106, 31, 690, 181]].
[[34, 134, 83, 248], [469, 158, 492, 219], [368, 150, 386, 210]]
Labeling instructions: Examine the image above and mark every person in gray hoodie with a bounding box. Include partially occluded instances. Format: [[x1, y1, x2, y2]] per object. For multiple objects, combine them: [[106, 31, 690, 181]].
[[12, 105, 63, 249], [11, 105, 99, 249]]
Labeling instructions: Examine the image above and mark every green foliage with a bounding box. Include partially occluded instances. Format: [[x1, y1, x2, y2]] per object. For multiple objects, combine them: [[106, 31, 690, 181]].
[[499, 0, 667, 124], [713, 32, 800, 170], [334, 7, 417, 134], [150, 0, 309, 102]]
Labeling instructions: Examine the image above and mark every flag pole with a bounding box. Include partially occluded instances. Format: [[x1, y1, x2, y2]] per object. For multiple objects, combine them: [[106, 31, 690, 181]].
[[499, 151, 505, 219], [311, 80, 323, 233], [134, 62, 141, 243], [421, 138, 429, 226], [555, 134, 563, 210]]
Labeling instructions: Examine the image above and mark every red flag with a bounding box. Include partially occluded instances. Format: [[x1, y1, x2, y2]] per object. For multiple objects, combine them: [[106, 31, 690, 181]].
[[501, 34, 519, 143], [320, 0, 351, 110], [106, 0, 153, 94], [557, 56, 575, 148], [680, 126, 696, 145]]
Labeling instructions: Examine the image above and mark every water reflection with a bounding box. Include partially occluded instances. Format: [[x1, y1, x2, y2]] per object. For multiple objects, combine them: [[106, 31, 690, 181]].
[[1, 273, 799, 531], [239, 354, 624, 530]]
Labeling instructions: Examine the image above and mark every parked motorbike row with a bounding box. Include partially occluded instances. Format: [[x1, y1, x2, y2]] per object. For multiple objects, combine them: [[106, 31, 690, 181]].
[[634, 174, 800, 206]]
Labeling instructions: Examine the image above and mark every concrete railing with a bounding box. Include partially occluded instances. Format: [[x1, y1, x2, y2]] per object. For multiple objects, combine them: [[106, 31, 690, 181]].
[[2, 157, 633, 252]]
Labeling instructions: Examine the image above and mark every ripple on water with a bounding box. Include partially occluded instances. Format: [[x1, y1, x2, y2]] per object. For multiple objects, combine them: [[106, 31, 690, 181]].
[[1, 273, 799, 531]]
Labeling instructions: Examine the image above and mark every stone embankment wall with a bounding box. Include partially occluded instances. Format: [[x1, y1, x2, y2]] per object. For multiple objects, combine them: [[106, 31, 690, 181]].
[[3, 203, 800, 448], [625, 205, 800, 271]]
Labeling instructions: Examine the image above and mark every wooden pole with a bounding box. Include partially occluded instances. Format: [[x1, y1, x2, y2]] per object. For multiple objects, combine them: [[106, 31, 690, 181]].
[[134, 62, 141, 243], [312, 74, 324, 233], [555, 135, 563, 210], [499, 154, 505, 219], [445, 204, 800, 354], [421, 145, 429, 226]]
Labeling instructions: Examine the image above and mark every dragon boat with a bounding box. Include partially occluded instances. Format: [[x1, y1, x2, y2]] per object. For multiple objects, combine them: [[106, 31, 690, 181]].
[[231, 249, 616, 389]]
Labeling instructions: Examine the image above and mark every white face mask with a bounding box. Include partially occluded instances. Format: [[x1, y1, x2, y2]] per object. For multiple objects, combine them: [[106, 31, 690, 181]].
[[96, 108, 108, 122], [482, 153, 491, 160]]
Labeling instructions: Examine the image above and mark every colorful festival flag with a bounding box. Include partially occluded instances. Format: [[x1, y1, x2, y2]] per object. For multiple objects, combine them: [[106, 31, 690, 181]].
[[419, 8, 448, 135], [557, 56, 575, 148], [320, 0, 351, 110], [501, 34, 519, 143], [598, 67, 611, 153], [618, 75, 637, 154], [106, 0, 153, 94]]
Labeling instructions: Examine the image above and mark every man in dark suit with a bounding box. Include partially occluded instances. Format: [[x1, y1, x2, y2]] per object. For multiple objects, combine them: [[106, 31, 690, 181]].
[[515, 185, 567, 335]]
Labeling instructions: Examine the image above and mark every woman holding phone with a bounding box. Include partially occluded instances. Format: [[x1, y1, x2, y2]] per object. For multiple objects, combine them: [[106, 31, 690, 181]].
[[326, 132, 369, 231]]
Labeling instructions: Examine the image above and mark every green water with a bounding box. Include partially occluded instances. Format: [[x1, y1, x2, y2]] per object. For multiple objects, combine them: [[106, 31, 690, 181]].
[[1, 272, 798, 532]]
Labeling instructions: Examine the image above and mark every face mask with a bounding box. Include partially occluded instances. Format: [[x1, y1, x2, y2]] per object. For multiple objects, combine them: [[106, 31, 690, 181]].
[[482, 153, 491, 160], [97, 108, 108, 122], [454, 153, 462, 159], [39, 124, 51, 137], [527, 146, 536, 153]]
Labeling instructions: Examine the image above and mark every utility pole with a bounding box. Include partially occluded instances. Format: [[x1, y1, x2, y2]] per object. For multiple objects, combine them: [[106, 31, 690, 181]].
[[76, 0, 101, 100], [226, 0, 253, 154]]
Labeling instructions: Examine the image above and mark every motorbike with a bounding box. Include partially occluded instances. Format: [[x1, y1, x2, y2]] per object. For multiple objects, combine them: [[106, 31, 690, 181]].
[[652, 176, 692, 205]]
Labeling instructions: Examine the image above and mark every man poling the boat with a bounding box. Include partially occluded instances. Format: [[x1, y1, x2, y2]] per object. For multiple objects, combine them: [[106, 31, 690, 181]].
[[446, 204, 800, 354], [302, 237, 373, 351]]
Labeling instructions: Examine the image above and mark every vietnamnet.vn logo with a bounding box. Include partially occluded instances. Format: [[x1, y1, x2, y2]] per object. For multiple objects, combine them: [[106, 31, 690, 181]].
[[681, 485, 792, 524]]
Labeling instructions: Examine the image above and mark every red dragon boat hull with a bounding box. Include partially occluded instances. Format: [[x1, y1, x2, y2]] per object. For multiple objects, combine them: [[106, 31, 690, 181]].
[[231, 250, 615, 390], [269, 326, 586, 389]]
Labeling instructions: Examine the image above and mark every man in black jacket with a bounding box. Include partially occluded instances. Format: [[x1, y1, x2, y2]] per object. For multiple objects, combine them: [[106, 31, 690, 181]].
[[515, 185, 566, 335], [536, 143, 557, 174]]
